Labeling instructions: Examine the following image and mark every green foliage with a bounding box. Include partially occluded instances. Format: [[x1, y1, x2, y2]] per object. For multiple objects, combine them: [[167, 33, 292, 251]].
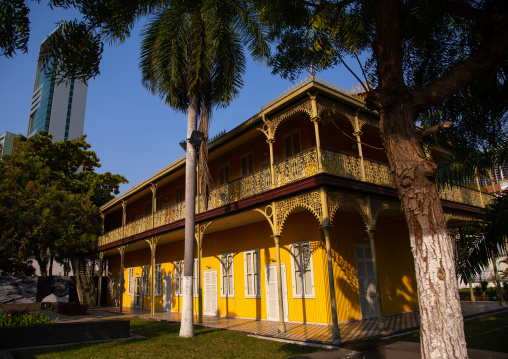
[[0, 311, 55, 327], [0, 132, 127, 276], [0, 0, 30, 57], [14, 318, 321, 358]]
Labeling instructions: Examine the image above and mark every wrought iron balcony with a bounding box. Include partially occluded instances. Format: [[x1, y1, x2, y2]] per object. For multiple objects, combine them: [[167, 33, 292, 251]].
[[98, 146, 493, 247]]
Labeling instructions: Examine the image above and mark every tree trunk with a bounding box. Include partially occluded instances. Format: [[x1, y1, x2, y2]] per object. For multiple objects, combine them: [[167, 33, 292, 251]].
[[179, 94, 199, 338], [35, 252, 48, 277], [379, 95, 468, 359]]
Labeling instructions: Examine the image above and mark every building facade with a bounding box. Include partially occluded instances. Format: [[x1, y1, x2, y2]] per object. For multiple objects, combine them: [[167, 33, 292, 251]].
[[27, 24, 87, 142], [0, 132, 15, 158], [96, 79, 492, 338]]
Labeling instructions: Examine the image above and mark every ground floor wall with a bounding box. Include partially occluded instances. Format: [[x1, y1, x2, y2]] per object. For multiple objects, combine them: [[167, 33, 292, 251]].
[[105, 209, 419, 324]]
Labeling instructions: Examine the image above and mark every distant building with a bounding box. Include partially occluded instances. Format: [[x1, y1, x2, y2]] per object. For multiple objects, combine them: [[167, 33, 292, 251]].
[[27, 24, 87, 142], [0, 132, 15, 158]]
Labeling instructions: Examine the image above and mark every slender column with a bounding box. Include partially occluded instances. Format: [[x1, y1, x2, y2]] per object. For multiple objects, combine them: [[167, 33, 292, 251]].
[[145, 237, 159, 316], [321, 224, 340, 340], [100, 212, 105, 233], [365, 196, 385, 330], [272, 235, 286, 333], [474, 169, 485, 207], [118, 245, 126, 313], [318, 187, 340, 340], [121, 201, 127, 239], [311, 118, 323, 172], [353, 109, 366, 181], [267, 138, 276, 189], [309, 93, 323, 172], [150, 183, 157, 229], [366, 228, 385, 329], [98, 252, 104, 307]]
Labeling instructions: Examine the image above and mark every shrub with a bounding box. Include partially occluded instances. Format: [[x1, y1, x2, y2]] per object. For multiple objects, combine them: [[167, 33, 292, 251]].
[[0, 311, 55, 327], [54, 302, 88, 316], [486, 287, 498, 301]]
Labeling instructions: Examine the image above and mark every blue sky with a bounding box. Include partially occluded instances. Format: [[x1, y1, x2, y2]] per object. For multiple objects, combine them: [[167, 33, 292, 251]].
[[0, 3, 365, 195]]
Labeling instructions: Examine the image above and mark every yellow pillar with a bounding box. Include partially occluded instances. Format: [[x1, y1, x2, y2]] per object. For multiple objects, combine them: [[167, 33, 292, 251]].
[[319, 187, 340, 340], [272, 234, 286, 333], [118, 245, 126, 313], [366, 228, 385, 329], [268, 138, 276, 189], [474, 169, 485, 207], [121, 201, 127, 239], [309, 92, 323, 172], [98, 251, 104, 307], [321, 224, 340, 340], [151, 183, 157, 228], [146, 237, 159, 316], [353, 109, 366, 181]]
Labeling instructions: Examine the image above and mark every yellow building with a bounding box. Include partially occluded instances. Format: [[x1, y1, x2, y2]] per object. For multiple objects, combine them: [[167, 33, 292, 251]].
[[95, 78, 490, 339]]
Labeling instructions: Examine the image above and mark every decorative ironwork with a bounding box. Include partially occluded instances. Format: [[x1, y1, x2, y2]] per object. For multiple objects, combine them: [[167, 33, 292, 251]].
[[124, 216, 152, 238], [207, 167, 271, 210], [269, 101, 313, 137], [99, 146, 488, 246], [98, 227, 122, 246], [274, 147, 318, 187], [322, 148, 363, 181], [438, 186, 493, 208], [444, 211, 477, 224], [275, 190, 323, 233], [261, 77, 364, 110], [363, 159, 394, 187]]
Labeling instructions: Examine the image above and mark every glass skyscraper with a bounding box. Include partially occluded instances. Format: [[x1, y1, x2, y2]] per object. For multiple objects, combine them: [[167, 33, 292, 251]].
[[27, 24, 87, 142]]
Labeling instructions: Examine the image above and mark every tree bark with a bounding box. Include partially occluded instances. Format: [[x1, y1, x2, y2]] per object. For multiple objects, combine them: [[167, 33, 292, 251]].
[[379, 95, 468, 359], [369, 1, 468, 357], [179, 94, 199, 338]]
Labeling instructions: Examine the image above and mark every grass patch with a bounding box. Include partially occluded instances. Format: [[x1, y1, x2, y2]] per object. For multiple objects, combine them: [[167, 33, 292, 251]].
[[389, 311, 508, 353], [13, 318, 321, 359]]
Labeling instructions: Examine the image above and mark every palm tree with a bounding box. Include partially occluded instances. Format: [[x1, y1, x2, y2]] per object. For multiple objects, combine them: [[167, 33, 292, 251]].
[[436, 142, 508, 304], [139, 0, 269, 337]]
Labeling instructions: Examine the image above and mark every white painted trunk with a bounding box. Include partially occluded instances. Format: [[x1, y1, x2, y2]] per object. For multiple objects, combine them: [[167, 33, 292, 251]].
[[179, 95, 198, 338], [411, 230, 468, 359], [179, 276, 194, 338]]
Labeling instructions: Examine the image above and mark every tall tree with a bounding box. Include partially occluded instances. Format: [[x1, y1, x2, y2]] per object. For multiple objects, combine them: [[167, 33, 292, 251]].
[[0, 133, 127, 276], [139, 0, 269, 337], [258, 0, 508, 357]]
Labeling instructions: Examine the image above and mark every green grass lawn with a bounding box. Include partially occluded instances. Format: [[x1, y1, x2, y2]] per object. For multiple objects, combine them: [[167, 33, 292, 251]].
[[13, 318, 321, 359], [391, 311, 508, 353]]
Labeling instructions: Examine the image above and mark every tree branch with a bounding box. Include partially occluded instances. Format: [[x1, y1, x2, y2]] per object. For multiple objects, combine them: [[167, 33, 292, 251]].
[[435, 0, 507, 24], [413, 20, 508, 112], [420, 121, 453, 138]]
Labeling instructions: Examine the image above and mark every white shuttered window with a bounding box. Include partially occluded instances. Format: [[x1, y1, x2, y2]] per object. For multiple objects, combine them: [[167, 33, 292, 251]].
[[290, 241, 315, 298], [244, 249, 260, 298]]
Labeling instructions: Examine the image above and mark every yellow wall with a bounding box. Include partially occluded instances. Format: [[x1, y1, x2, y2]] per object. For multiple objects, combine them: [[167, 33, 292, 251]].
[[105, 207, 418, 323]]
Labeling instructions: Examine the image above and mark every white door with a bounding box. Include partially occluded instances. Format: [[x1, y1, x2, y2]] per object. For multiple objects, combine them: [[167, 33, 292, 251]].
[[204, 270, 218, 316], [355, 244, 378, 319], [163, 274, 172, 312], [130, 275, 136, 308], [265, 264, 289, 321], [133, 277, 143, 308]]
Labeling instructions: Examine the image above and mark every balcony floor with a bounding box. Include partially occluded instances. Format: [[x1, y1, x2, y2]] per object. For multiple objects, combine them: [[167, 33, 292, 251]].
[[54, 301, 508, 346]]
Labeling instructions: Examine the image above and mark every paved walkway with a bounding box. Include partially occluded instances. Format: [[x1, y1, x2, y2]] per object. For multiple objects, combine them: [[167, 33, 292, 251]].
[[46, 301, 508, 346]]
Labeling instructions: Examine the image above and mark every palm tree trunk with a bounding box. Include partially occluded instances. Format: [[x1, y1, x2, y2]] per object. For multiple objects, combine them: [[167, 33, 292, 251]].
[[179, 94, 199, 338]]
